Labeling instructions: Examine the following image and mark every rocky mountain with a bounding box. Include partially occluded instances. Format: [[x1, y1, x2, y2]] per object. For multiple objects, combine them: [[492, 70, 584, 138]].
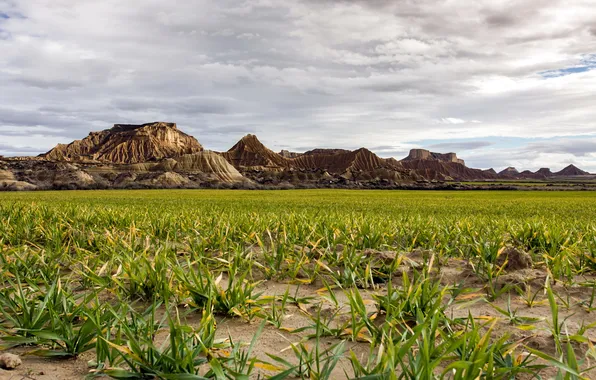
[[536, 168, 553, 177], [219, 135, 416, 185], [2, 121, 594, 190], [495, 165, 591, 179], [403, 149, 465, 165], [499, 167, 520, 177], [43, 122, 203, 164], [400, 149, 495, 181], [221, 134, 288, 170], [2, 151, 244, 190], [3, 123, 244, 190], [554, 164, 590, 176]]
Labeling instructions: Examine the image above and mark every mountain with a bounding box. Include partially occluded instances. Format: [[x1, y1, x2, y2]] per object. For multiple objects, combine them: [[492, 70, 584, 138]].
[[403, 149, 465, 165], [536, 168, 553, 176], [3, 122, 595, 191], [291, 148, 399, 173], [553, 164, 590, 176], [221, 134, 288, 170], [517, 170, 545, 180], [499, 167, 519, 177], [219, 135, 416, 184], [43, 122, 203, 164], [400, 149, 494, 181]]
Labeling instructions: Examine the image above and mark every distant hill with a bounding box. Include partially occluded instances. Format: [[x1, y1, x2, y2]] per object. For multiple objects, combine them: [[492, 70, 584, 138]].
[[554, 164, 590, 176]]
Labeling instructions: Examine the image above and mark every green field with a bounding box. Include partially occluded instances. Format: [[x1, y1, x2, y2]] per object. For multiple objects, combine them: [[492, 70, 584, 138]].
[[1, 190, 596, 379]]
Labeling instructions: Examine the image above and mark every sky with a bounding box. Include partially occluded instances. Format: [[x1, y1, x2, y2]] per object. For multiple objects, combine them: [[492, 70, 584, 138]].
[[1, 0, 595, 172]]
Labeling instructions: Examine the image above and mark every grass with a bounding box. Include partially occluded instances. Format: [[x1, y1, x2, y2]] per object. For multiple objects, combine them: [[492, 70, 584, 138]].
[[1, 189, 596, 378]]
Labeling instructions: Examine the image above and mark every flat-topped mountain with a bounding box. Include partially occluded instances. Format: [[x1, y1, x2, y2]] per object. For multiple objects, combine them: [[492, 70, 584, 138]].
[[399, 148, 495, 181], [43, 122, 203, 164], [403, 149, 465, 165]]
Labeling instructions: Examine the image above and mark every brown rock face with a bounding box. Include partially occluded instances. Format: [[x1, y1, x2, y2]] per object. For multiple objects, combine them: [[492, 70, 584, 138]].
[[404, 149, 465, 165], [554, 164, 590, 176], [154, 152, 244, 183], [397, 148, 492, 181], [219, 136, 416, 183], [43, 122, 203, 164], [221, 134, 288, 170], [536, 168, 553, 176], [279, 150, 302, 158], [291, 148, 402, 175], [499, 167, 519, 176]]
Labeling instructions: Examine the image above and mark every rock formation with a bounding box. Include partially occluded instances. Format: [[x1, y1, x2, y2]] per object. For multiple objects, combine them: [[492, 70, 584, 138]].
[[290, 148, 395, 173], [221, 134, 288, 170], [554, 164, 590, 176], [399, 149, 493, 181], [2, 122, 594, 190], [536, 168, 553, 177], [2, 123, 244, 189], [279, 150, 302, 158], [220, 135, 416, 185], [499, 167, 519, 176], [403, 149, 465, 165], [43, 122, 203, 164]]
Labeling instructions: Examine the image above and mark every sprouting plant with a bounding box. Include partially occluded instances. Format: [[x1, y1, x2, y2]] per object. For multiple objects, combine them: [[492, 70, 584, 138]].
[[260, 288, 291, 329], [0, 275, 56, 347], [95, 303, 228, 379], [268, 313, 346, 380], [517, 283, 546, 308], [491, 294, 543, 326]]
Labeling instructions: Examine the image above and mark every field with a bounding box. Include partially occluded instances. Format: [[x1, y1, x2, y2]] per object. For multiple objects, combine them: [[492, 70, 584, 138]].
[[1, 190, 596, 379]]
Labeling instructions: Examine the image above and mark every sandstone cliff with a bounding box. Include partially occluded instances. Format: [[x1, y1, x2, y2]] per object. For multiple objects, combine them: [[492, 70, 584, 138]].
[[43, 122, 203, 164], [403, 149, 465, 165]]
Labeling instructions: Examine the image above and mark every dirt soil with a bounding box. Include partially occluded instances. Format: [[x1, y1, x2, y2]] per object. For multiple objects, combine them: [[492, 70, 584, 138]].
[[2, 252, 596, 380]]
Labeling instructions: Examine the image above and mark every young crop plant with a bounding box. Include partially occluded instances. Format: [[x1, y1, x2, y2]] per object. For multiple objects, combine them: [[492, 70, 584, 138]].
[[268, 314, 346, 380], [490, 294, 543, 326], [0, 275, 56, 348], [28, 288, 108, 358], [374, 266, 447, 328], [112, 248, 176, 302], [517, 283, 547, 308], [259, 288, 291, 329], [95, 303, 229, 379]]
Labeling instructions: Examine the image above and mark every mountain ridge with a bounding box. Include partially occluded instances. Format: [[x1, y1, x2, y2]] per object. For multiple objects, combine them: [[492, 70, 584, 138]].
[[1, 123, 593, 190]]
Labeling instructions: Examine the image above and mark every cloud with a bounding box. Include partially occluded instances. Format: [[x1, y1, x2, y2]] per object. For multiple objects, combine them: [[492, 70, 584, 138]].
[[436, 118, 466, 125], [429, 141, 493, 151], [0, 0, 594, 170], [525, 138, 596, 157]]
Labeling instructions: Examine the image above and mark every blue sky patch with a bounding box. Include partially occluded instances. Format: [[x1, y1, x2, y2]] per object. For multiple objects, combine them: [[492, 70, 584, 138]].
[[540, 54, 596, 78]]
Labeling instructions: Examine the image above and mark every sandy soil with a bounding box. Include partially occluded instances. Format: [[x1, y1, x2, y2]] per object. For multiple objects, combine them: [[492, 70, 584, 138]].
[[2, 252, 596, 379]]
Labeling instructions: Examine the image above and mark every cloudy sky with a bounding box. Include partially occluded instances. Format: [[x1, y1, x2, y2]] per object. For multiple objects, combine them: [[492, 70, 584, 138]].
[[1, 0, 595, 171]]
